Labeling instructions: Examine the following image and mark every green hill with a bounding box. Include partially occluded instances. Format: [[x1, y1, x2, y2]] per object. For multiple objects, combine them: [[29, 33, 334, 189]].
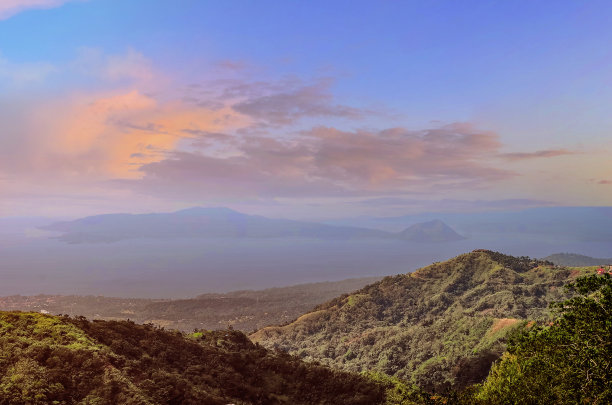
[[473, 273, 612, 404], [252, 250, 596, 393], [0, 312, 385, 404]]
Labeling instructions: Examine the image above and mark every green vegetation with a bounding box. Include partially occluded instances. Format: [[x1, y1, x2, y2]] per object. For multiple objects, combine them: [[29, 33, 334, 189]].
[[252, 250, 595, 392], [2, 252, 608, 404], [473, 273, 612, 404], [0, 311, 385, 404], [360, 273, 612, 404]]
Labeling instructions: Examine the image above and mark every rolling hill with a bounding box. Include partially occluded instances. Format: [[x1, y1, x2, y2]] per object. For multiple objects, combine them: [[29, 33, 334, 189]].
[[0, 311, 385, 404], [251, 250, 596, 393]]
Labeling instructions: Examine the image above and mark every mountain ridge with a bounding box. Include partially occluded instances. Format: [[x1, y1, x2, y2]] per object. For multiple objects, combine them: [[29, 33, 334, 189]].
[[251, 250, 596, 392], [40, 207, 463, 244]]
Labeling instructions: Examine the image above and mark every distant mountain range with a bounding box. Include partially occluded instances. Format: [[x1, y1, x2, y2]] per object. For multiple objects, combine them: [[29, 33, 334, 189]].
[[325, 206, 612, 242], [40, 207, 465, 244], [543, 253, 612, 266]]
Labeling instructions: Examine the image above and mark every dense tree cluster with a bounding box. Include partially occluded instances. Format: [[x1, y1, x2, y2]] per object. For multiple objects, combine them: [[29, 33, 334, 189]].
[[363, 273, 612, 404], [252, 250, 594, 392], [1, 252, 607, 404], [0, 312, 385, 404], [474, 274, 612, 404]]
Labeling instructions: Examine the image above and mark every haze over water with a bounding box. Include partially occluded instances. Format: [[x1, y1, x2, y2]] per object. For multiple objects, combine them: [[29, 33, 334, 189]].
[[0, 232, 608, 298], [1, 1, 612, 298]]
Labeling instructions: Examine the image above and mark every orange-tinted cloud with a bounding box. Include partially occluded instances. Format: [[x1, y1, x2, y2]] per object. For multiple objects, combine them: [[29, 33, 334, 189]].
[[1, 55, 593, 215], [0, 87, 249, 189], [122, 123, 513, 199]]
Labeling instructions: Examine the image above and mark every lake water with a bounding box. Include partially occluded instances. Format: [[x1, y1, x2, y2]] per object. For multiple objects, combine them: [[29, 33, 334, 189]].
[[0, 234, 609, 298]]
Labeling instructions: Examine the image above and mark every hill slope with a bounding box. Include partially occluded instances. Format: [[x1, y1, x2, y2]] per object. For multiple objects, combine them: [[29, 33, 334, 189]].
[[252, 250, 596, 392], [0, 311, 385, 404]]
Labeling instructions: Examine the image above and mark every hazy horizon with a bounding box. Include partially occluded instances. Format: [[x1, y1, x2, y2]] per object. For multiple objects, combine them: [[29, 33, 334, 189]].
[[1, 1, 612, 220], [2, 1, 612, 298], [0, 205, 610, 298]]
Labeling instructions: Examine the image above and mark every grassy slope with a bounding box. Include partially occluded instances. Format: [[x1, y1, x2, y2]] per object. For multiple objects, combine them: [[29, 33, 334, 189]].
[[252, 250, 596, 393], [0, 312, 385, 405]]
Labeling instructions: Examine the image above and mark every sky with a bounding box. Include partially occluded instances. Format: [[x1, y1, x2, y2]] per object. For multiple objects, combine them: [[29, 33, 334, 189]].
[[1, 0, 611, 219]]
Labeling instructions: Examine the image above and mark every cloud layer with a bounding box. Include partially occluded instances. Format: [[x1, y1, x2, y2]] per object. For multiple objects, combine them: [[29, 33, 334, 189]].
[[498, 149, 576, 161], [1, 45, 601, 216], [124, 123, 513, 200], [0, 0, 74, 20]]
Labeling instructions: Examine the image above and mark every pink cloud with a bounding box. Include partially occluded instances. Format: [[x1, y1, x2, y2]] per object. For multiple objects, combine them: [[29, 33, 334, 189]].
[[227, 77, 367, 125], [1, 55, 586, 214], [498, 149, 576, 161], [121, 123, 514, 200], [0, 87, 249, 193], [0, 0, 75, 20]]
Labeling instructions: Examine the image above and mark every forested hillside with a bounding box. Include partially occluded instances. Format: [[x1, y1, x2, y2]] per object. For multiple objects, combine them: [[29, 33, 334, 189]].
[[0, 312, 385, 404], [0, 255, 608, 404], [473, 273, 611, 404], [252, 250, 596, 392]]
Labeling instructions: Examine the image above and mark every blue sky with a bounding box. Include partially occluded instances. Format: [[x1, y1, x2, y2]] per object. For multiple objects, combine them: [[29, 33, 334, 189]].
[[1, 0, 611, 218]]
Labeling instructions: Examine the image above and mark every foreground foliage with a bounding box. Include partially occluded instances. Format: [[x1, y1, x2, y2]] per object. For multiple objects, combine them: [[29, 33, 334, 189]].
[[0, 312, 385, 404], [474, 273, 612, 404], [366, 273, 612, 404]]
